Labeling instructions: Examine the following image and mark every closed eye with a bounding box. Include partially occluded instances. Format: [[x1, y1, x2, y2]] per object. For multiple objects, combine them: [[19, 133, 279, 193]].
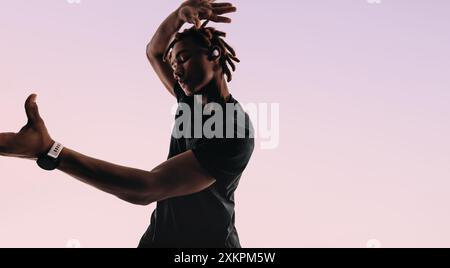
[[170, 50, 192, 69], [177, 52, 192, 64]]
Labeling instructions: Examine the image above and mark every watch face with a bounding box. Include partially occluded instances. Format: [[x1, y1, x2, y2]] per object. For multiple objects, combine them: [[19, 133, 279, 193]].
[[37, 157, 58, 171]]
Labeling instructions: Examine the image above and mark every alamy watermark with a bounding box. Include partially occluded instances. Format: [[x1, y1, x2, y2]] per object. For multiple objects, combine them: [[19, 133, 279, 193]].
[[170, 95, 280, 150], [66, 238, 81, 248]]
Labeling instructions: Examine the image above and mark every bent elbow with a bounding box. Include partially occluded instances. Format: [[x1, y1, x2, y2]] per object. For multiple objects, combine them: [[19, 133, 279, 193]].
[[119, 193, 156, 207], [129, 199, 152, 206], [146, 43, 162, 62], [143, 199, 158, 206], [121, 171, 165, 206], [135, 195, 158, 206]]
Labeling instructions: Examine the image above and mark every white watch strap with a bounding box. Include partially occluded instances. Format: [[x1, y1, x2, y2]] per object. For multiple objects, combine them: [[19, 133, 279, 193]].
[[47, 142, 64, 159]]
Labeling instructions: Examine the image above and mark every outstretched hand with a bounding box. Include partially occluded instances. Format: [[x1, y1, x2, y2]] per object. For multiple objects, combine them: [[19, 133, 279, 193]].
[[178, 0, 237, 28], [0, 94, 54, 160]]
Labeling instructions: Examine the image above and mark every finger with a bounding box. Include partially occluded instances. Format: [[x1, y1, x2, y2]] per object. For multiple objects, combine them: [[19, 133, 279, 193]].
[[25, 94, 37, 123], [194, 0, 211, 5], [212, 6, 237, 15], [198, 1, 213, 10], [186, 17, 200, 28], [198, 7, 213, 19], [209, 15, 232, 23], [193, 16, 202, 29], [24, 93, 43, 125], [211, 2, 233, 8], [183, 10, 201, 28]]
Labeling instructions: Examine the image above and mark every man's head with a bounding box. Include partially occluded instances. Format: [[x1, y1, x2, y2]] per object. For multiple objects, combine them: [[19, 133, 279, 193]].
[[164, 21, 240, 96]]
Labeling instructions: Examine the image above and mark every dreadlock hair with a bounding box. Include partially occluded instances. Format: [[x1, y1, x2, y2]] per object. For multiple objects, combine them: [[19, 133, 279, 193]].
[[163, 20, 240, 83]]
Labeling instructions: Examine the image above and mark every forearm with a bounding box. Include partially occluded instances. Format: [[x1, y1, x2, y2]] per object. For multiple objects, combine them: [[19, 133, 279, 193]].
[[147, 8, 184, 57], [57, 147, 161, 206]]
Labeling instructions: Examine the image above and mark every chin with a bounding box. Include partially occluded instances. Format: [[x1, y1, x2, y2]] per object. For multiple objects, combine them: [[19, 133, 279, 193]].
[[184, 91, 194, 97], [181, 84, 197, 96], [181, 87, 194, 96]]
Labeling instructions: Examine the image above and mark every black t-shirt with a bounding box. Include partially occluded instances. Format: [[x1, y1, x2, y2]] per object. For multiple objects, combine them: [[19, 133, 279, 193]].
[[138, 84, 255, 248]]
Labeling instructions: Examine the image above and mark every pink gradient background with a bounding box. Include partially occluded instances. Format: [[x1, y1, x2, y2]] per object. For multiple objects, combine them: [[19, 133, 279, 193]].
[[1, 0, 450, 248]]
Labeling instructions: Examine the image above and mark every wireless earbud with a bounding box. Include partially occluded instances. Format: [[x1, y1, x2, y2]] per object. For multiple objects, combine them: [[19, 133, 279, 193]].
[[209, 46, 220, 60]]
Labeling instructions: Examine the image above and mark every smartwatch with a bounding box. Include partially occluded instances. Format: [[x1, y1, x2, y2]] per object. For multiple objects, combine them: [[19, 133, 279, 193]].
[[36, 142, 64, 171]]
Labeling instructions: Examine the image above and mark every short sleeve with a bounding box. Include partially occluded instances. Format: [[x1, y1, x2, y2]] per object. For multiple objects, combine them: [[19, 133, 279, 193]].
[[192, 137, 255, 184]]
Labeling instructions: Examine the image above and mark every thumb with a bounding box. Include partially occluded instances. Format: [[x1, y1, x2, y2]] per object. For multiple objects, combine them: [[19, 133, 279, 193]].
[[25, 93, 43, 125]]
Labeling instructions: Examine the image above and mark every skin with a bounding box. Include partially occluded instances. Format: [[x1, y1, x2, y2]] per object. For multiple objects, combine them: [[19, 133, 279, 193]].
[[0, 0, 237, 206], [147, 0, 236, 102], [169, 37, 232, 104]]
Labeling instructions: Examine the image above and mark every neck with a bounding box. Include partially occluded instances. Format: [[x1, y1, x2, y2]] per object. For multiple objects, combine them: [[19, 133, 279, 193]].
[[200, 75, 230, 105]]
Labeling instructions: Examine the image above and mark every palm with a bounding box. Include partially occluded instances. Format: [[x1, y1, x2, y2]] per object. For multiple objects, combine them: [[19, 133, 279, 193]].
[[179, 0, 237, 28], [0, 94, 53, 160]]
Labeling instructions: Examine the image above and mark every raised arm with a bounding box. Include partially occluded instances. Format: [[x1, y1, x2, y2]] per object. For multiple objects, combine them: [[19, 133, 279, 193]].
[[0, 94, 215, 205], [146, 0, 236, 97]]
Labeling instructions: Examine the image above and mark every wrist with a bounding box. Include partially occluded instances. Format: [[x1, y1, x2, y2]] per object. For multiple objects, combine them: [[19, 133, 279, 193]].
[[173, 8, 186, 28], [39, 138, 55, 157], [36, 140, 64, 171]]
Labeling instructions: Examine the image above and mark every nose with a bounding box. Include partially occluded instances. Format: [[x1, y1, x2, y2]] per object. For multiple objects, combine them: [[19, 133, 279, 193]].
[[173, 65, 184, 81]]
